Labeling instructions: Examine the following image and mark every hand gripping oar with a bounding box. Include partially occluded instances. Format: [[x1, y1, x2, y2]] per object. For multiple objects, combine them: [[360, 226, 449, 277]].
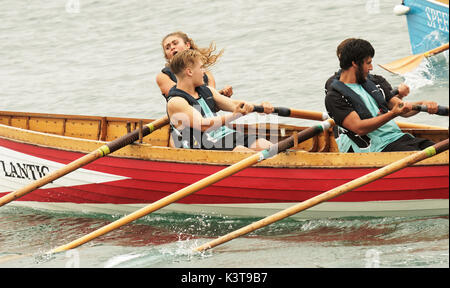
[[412, 105, 449, 116], [379, 42, 449, 75], [0, 116, 169, 207], [49, 119, 335, 253], [194, 138, 449, 252]]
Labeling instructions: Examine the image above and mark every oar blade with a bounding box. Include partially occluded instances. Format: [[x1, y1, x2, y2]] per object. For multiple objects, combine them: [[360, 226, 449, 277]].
[[379, 42, 449, 75]]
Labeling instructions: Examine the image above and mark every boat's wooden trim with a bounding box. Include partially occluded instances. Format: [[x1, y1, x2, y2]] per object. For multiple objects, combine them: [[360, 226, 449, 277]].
[[1, 122, 448, 168], [428, 0, 449, 7], [2, 111, 448, 154], [0, 110, 337, 152], [0, 110, 172, 147], [396, 121, 446, 130]]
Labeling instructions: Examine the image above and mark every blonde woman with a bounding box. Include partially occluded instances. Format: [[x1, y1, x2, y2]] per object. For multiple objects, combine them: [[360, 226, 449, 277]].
[[156, 31, 233, 99]]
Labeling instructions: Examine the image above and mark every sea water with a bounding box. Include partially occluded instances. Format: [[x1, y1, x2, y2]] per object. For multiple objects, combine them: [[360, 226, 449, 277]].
[[0, 0, 448, 270]]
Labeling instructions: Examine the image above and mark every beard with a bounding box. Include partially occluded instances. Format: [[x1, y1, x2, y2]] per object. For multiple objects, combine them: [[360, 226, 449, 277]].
[[355, 64, 367, 84]]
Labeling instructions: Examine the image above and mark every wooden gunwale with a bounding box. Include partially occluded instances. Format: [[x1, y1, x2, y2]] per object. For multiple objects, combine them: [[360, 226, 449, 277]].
[[1, 111, 448, 169]]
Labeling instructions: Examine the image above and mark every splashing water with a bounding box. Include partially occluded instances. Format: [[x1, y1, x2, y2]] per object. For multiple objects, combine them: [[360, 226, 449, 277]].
[[403, 52, 449, 90]]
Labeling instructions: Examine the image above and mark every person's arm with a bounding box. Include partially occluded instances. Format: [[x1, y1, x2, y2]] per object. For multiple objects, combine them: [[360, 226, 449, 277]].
[[206, 71, 233, 97], [342, 100, 411, 135], [395, 83, 410, 99], [210, 87, 251, 113], [390, 99, 439, 118], [218, 85, 233, 97], [167, 96, 247, 132], [388, 97, 418, 118], [210, 87, 273, 114], [371, 74, 409, 103], [156, 72, 176, 97]]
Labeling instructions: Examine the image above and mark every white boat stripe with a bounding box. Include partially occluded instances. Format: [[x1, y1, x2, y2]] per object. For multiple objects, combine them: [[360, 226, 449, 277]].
[[9, 199, 449, 219], [0, 146, 129, 193]]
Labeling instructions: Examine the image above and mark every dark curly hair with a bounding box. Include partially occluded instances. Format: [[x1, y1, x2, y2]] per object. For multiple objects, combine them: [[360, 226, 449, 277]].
[[339, 39, 375, 70]]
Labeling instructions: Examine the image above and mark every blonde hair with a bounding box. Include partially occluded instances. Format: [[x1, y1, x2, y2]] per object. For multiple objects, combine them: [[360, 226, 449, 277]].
[[169, 49, 204, 76], [162, 31, 223, 69]]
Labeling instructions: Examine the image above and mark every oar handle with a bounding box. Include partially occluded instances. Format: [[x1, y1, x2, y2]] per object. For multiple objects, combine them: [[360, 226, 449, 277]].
[[390, 88, 399, 98], [412, 105, 449, 116], [252, 105, 291, 116]]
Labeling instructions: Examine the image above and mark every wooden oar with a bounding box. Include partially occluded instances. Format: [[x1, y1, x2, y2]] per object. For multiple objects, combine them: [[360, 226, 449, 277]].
[[412, 104, 449, 116], [49, 119, 335, 253], [0, 116, 169, 208], [253, 106, 329, 121], [194, 138, 449, 252], [259, 104, 448, 122], [379, 42, 449, 74]]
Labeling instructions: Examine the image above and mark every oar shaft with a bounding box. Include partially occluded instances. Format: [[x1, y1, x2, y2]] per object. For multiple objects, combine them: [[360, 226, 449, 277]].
[[0, 116, 168, 208], [195, 139, 449, 252], [51, 119, 335, 252], [288, 108, 329, 121], [267, 119, 334, 157], [51, 152, 263, 253], [424, 42, 449, 57]]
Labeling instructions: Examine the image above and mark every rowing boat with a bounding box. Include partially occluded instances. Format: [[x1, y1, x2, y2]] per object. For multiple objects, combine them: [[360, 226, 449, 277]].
[[0, 110, 448, 219]]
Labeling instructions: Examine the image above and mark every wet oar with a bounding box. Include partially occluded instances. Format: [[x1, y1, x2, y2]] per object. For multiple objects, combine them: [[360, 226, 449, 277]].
[[379, 42, 449, 74], [49, 119, 335, 253], [0, 116, 169, 207], [195, 138, 449, 252], [412, 104, 449, 116]]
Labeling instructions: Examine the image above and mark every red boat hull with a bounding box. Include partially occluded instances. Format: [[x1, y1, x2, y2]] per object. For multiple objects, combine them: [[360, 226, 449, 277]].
[[0, 137, 448, 218]]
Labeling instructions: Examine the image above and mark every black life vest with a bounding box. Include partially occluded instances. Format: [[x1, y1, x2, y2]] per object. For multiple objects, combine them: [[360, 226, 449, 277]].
[[325, 70, 395, 107], [328, 78, 390, 151], [167, 85, 217, 149], [330, 78, 389, 120]]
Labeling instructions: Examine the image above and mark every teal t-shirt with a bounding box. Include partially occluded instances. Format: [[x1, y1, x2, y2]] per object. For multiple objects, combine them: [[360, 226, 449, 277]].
[[336, 84, 405, 153], [197, 98, 235, 141]]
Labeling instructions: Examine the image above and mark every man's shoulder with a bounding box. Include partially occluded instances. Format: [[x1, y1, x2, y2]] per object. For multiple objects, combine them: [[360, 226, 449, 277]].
[[325, 88, 343, 103]]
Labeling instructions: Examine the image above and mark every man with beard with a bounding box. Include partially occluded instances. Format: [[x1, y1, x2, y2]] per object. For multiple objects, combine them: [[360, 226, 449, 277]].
[[325, 38, 410, 102], [324, 38, 438, 153]]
